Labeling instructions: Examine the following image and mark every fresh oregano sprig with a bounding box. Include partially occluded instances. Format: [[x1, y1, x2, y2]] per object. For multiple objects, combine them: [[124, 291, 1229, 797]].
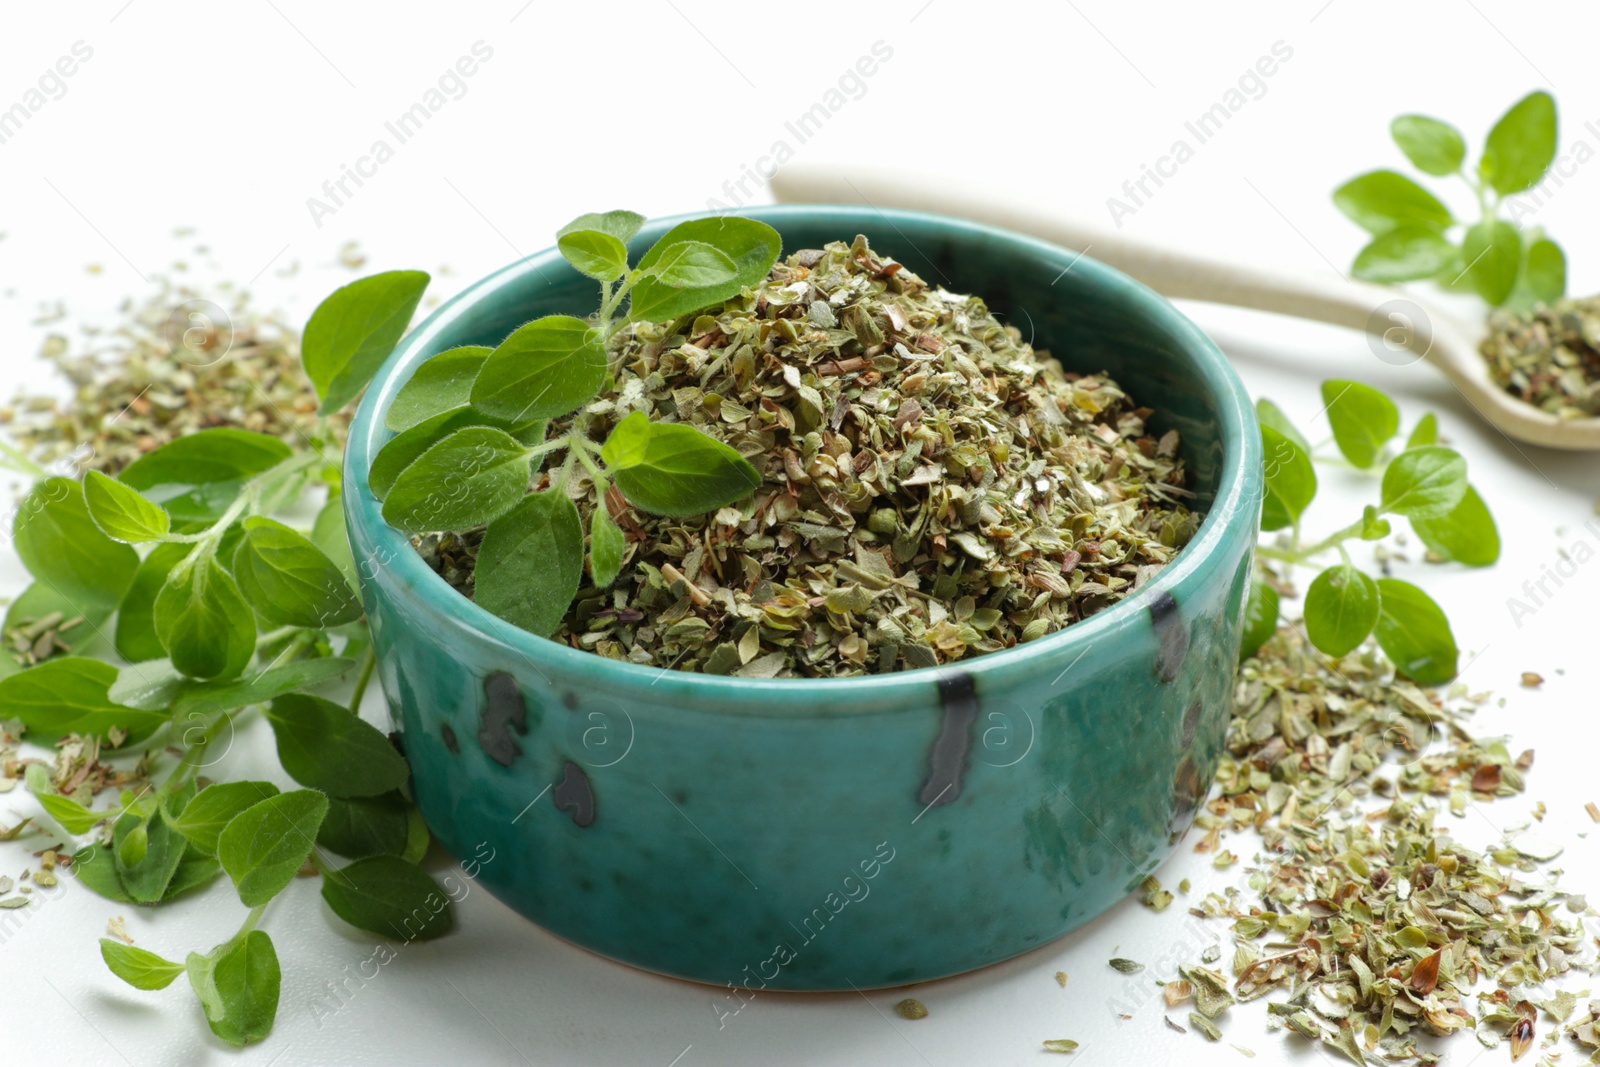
[[368, 210, 777, 637], [1243, 379, 1499, 684], [1, 268, 451, 1045], [1334, 90, 1566, 308]]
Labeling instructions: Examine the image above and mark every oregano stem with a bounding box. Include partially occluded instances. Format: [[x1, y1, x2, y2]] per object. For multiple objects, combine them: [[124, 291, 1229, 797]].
[[347, 647, 376, 714]]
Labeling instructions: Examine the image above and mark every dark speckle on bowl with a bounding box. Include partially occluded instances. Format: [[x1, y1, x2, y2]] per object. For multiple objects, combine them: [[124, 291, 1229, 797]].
[[919, 671, 978, 808], [562, 691, 578, 711], [441, 722, 459, 754], [1148, 591, 1188, 683], [553, 760, 596, 828], [479, 671, 527, 767]]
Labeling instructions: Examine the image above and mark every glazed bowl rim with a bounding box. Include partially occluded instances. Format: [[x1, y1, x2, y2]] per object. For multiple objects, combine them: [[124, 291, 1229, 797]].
[[343, 204, 1261, 705]]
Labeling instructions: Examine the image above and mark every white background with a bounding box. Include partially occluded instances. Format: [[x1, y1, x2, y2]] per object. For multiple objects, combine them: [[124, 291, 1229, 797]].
[[3, 2, 1599, 1064]]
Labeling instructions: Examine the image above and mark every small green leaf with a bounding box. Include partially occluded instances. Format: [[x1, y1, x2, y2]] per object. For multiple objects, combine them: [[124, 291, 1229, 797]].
[[1304, 565, 1381, 658], [589, 503, 625, 587], [1525, 238, 1566, 303], [1258, 425, 1316, 532], [14, 477, 139, 609], [1239, 579, 1279, 660], [1374, 578, 1459, 685], [265, 693, 410, 798], [217, 790, 329, 907], [1412, 485, 1500, 566], [1332, 170, 1453, 235], [607, 420, 761, 516], [113, 808, 186, 903], [302, 270, 430, 414], [645, 239, 738, 288], [186, 930, 281, 1046], [1461, 219, 1521, 305], [1480, 90, 1557, 196], [0, 657, 166, 739], [72, 843, 135, 903], [557, 209, 645, 244], [474, 490, 585, 637], [470, 315, 606, 424], [168, 656, 354, 720], [1321, 380, 1399, 468], [557, 229, 630, 282], [1351, 226, 1456, 283], [231, 517, 361, 629], [1254, 398, 1308, 453], [381, 426, 531, 533], [1359, 504, 1391, 540], [154, 556, 256, 681], [37, 791, 104, 835], [627, 217, 781, 323], [1390, 114, 1466, 176], [385, 346, 491, 432], [321, 855, 455, 941], [83, 470, 171, 543], [318, 793, 411, 860], [1380, 445, 1467, 519], [162, 852, 223, 902], [171, 781, 281, 855], [1405, 413, 1439, 449], [119, 429, 291, 525], [599, 409, 651, 469], [101, 939, 186, 990], [116, 542, 192, 662]]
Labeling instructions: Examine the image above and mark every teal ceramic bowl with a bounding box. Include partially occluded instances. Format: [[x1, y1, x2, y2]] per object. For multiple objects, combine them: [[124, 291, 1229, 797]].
[[343, 206, 1261, 991]]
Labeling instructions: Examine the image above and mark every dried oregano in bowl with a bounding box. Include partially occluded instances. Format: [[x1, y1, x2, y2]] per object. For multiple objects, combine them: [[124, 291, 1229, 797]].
[[407, 228, 1200, 677]]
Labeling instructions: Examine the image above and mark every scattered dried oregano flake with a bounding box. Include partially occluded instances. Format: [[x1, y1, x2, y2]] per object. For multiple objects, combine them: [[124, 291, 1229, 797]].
[[1137, 875, 1173, 911], [893, 998, 927, 1020], [422, 237, 1199, 677], [1054, 971, 1068, 987], [1041, 1039, 1079, 1054], [1108, 958, 1143, 974], [1188, 1012, 1222, 1041], [1163, 980, 1194, 1008], [1521, 671, 1545, 688]]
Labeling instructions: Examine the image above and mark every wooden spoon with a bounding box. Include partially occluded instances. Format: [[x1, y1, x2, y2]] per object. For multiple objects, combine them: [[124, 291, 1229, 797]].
[[769, 165, 1600, 451]]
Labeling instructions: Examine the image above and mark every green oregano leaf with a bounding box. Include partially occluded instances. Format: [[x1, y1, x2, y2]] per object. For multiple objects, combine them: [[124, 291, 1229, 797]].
[[1480, 90, 1557, 196], [1380, 445, 1467, 519], [318, 793, 411, 860], [116, 542, 192, 662], [83, 470, 171, 543], [1524, 238, 1566, 303], [171, 781, 281, 856], [231, 517, 361, 629], [0, 657, 166, 739], [1373, 577, 1459, 685], [1405, 413, 1439, 449], [186, 930, 281, 1046], [1258, 425, 1316, 532], [118, 428, 291, 525], [302, 270, 430, 414], [101, 939, 186, 990], [217, 790, 329, 907], [605, 419, 761, 516], [385, 346, 491, 432], [1350, 227, 1456, 284], [589, 502, 625, 587], [37, 791, 103, 835], [470, 315, 606, 425], [265, 693, 410, 798], [154, 556, 256, 681], [381, 426, 532, 533], [1239, 578, 1279, 660], [1411, 485, 1500, 566], [557, 229, 630, 282], [1304, 564, 1381, 658], [1321, 380, 1399, 468], [474, 490, 584, 637], [626, 217, 781, 323], [645, 239, 738, 288], [1332, 170, 1453, 235], [1461, 219, 1521, 305], [321, 855, 455, 941], [1390, 114, 1466, 176], [113, 807, 187, 903], [14, 477, 139, 609]]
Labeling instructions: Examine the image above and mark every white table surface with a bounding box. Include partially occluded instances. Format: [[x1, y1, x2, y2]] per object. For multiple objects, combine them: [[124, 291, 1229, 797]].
[[3, 2, 1598, 1064]]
